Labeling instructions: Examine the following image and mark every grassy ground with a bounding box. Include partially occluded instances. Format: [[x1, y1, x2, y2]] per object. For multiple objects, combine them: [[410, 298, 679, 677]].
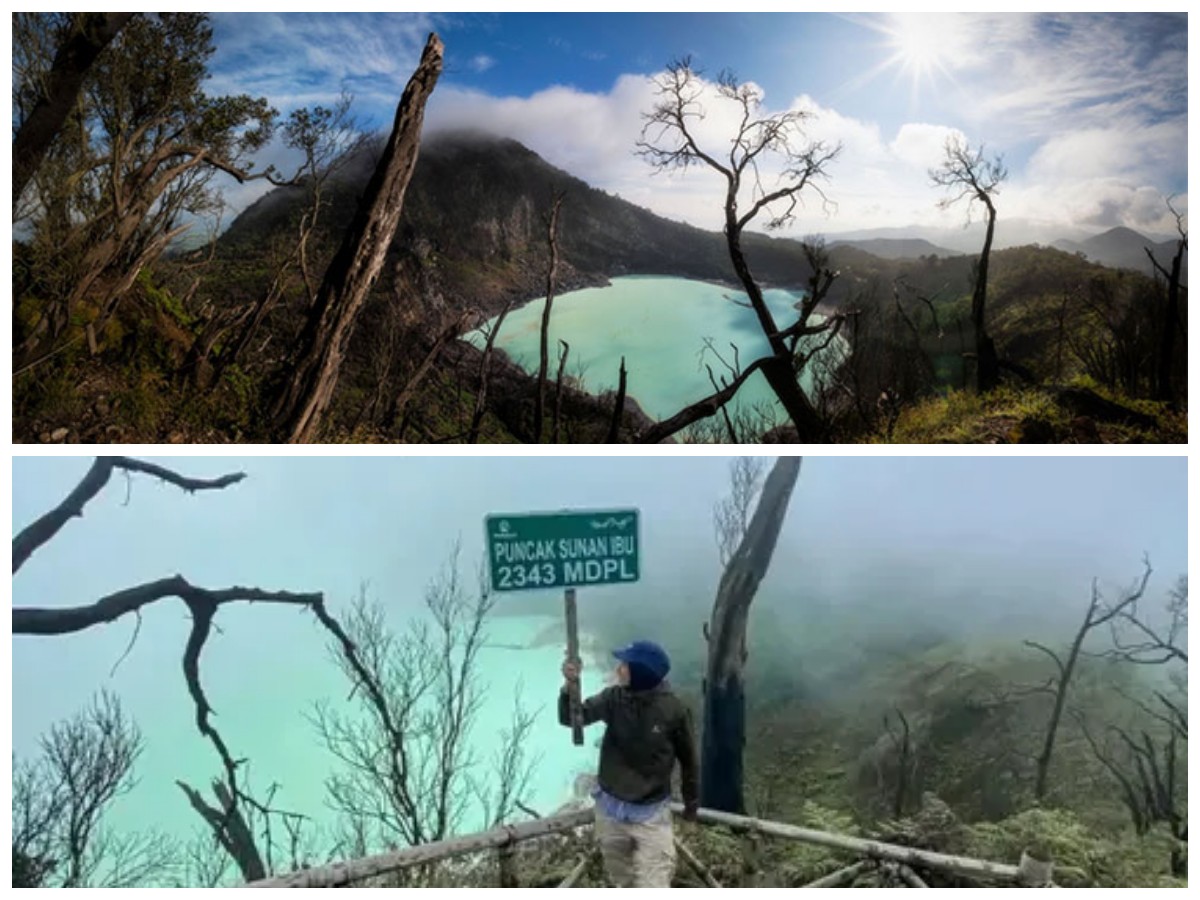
[[864, 380, 1185, 444]]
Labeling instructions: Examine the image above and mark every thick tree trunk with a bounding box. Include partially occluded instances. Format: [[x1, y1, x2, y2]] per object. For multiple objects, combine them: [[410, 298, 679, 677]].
[[270, 34, 443, 442], [13, 13, 136, 211], [178, 779, 266, 882], [1153, 243, 1184, 403], [724, 214, 824, 440], [701, 456, 802, 813], [973, 203, 1000, 393]]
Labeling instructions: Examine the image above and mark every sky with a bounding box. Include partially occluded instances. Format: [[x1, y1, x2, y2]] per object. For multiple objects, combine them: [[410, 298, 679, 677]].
[[201, 11, 1189, 242], [12, 453, 1185, 760]]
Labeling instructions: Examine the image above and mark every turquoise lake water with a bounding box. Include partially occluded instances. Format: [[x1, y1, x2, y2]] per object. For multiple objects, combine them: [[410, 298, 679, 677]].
[[97, 613, 609, 871], [469, 275, 831, 430]]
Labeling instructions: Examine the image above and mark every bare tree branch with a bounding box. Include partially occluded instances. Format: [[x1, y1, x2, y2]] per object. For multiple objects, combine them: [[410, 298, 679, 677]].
[[13, 457, 245, 574], [637, 357, 767, 443]]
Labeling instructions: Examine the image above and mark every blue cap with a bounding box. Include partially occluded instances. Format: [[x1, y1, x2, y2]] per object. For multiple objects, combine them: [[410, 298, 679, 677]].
[[613, 640, 671, 691]]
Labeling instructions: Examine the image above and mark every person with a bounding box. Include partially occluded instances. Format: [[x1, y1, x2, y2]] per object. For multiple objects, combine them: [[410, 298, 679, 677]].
[[559, 639, 699, 888]]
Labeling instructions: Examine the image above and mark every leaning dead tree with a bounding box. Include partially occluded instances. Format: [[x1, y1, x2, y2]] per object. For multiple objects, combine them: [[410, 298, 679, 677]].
[[701, 456, 802, 813], [12, 457, 378, 881], [1024, 558, 1154, 801], [930, 136, 1007, 393], [636, 59, 844, 442], [271, 33, 443, 443]]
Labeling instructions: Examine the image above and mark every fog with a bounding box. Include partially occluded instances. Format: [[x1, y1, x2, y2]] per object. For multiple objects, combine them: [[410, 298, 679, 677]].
[[10, 455, 1186, 857]]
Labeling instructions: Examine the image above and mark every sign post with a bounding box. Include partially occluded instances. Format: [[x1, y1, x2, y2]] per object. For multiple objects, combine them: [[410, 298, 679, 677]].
[[564, 587, 583, 745], [484, 509, 641, 747]]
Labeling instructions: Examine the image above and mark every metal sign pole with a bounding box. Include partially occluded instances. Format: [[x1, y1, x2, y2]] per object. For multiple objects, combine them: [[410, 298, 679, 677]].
[[564, 587, 583, 745]]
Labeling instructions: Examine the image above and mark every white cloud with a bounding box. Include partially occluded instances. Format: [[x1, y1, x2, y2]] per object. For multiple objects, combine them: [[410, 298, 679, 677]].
[[207, 14, 1185, 240], [420, 63, 1185, 238], [469, 54, 495, 73]]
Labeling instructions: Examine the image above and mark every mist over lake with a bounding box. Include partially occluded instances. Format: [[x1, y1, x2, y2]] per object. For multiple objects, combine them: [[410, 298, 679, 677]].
[[469, 275, 833, 427]]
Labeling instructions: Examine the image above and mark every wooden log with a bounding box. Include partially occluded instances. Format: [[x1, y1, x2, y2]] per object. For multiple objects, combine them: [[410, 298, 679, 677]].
[[801, 861, 869, 888], [557, 850, 595, 888], [246, 808, 594, 888], [897, 863, 929, 887], [669, 804, 1022, 884], [674, 837, 722, 887]]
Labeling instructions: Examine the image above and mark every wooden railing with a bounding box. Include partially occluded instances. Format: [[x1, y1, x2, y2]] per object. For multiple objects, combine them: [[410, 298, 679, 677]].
[[245, 803, 1053, 889]]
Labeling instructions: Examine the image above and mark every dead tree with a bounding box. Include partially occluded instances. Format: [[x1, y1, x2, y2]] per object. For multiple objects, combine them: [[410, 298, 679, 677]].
[[930, 137, 1006, 393], [12, 13, 136, 210], [12, 457, 380, 881], [468, 299, 516, 443], [311, 548, 538, 852], [637, 59, 843, 442], [1075, 708, 1185, 875], [271, 33, 443, 442], [390, 310, 475, 434], [883, 708, 915, 819], [219, 94, 365, 382], [605, 356, 627, 443], [551, 340, 570, 443], [533, 191, 566, 442], [1144, 198, 1187, 403], [701, 456, 802, 813], [11, 691, 176, 887], [1024, 558, 1154, 800], [1077, 573, 1187, 874]]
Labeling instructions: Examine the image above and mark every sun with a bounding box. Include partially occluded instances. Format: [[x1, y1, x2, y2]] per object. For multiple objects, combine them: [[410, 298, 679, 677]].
[[861, 12, 966, 99], [888, 14, 947, 80]]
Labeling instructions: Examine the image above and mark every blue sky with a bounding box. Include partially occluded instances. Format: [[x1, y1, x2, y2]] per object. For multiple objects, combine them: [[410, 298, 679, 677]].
[[202, 11, 1188, 242]]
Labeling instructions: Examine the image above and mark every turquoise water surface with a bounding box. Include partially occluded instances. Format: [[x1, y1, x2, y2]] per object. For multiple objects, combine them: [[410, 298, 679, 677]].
[[470, 275, 833, 430]]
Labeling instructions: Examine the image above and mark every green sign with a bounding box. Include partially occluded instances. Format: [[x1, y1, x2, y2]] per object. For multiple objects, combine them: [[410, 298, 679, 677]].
[[485, 509, 640, 592]]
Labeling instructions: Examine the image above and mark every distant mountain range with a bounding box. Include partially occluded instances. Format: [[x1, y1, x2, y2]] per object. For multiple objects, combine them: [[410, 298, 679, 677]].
[[219, 130, 1182, 317], [824, 222, 1184, 276], [1051, 227, 1185, 276], [829, 237, 961, 260]]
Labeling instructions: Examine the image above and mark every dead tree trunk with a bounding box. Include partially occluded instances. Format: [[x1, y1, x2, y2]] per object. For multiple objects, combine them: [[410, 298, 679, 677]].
[[701, 456, 802, 813], [468, 300, 515, 443], [1027, 560, 1153, 800], [606, 356, 627, 443], [178, 779, 266, 882], [551, 340, 569, 444], [389, 311, 471, 433], [270, 34, 443, 443], [13, 13, 137, 211], [973, 197, 1000, 392], [1146, 217, 1187, 403], [533, 192, 565, 443]]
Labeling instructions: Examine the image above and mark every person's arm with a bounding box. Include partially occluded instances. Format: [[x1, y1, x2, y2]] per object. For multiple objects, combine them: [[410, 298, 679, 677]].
[[558, 684, 611, 727], [673, 704, 700, 818]]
